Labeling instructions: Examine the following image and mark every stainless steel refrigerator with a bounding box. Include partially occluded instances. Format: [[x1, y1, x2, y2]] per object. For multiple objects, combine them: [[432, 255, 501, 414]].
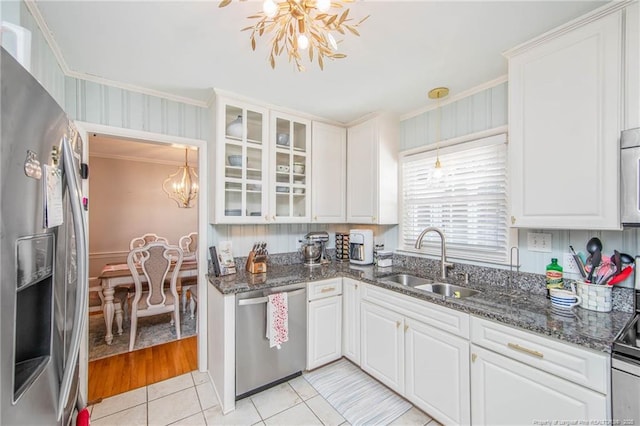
[[1, 47, 89, 425]]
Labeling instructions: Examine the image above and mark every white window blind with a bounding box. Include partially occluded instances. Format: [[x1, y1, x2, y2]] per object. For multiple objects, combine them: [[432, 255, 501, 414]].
[[400, 133, 510, 264]]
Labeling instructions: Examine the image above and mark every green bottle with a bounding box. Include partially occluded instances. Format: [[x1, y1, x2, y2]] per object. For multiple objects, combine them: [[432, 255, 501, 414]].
[[545, 258, 563, 298]]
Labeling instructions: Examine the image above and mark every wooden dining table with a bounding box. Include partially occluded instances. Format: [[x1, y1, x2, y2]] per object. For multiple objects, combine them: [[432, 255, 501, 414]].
[[97, 260, 198, 345]]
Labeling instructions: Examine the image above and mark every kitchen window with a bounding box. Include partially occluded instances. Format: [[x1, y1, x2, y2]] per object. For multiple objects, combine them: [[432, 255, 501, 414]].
[[400, 132, 514, 265]]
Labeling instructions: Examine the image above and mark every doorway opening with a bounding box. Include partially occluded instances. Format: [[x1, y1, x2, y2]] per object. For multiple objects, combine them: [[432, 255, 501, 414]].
[[83, 131, 204, 402]]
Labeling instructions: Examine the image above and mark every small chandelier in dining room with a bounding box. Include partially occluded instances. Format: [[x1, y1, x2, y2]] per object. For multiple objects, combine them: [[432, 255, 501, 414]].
[[219, 0, 369, 71], [163, 148, 199, 208]]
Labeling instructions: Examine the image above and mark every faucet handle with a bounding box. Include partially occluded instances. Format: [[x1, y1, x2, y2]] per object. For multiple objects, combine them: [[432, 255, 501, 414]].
[[456, 272, 470, 285]]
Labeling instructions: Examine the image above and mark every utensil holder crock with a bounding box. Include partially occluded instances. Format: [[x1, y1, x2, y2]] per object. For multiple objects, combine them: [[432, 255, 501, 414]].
[[574, 281, 612, 312]]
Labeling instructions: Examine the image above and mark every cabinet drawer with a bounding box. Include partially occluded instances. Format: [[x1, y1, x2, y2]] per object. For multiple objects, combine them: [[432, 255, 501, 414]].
[[470, 316, 609, 394], [308, 278, 342, 301], [361, 283, 469, 339]]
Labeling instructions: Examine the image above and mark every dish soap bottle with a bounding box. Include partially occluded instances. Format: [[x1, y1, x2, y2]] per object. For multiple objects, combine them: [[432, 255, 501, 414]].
[[545, 258, 563, 298]]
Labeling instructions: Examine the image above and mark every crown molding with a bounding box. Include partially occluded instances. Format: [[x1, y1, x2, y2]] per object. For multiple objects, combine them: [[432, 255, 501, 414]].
[[23, 0, 211, 109], [503, 0, 634, 58], [400, 75, 508, 122]]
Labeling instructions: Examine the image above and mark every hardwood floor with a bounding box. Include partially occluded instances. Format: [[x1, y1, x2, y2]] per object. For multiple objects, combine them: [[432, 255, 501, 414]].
[[88, 336, 198, 403]]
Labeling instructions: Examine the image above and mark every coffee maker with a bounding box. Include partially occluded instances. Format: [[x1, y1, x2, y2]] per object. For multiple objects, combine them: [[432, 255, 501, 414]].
[[349, 229, 374, 265]]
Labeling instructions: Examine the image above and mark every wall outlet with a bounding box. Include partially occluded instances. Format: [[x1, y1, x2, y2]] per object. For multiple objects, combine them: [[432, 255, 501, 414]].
[[563, 252, 580, 274], [527, 232, 552, 252]]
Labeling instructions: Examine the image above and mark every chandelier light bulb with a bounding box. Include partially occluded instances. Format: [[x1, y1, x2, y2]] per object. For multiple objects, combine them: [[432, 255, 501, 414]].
[[327, 32, 338, 51], [262, 0, 278, 18], [316, 0, 331, 12], [298, 34, 310, 50]]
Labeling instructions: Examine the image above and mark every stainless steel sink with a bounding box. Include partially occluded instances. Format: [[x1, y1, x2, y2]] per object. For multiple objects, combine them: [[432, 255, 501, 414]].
[[382, 273, 433, 287], [415, 283, 479, 298], [381, 274, 479, 299]]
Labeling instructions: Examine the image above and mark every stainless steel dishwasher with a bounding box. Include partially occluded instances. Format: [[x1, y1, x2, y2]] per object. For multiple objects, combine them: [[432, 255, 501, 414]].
[[235, 283, 307, 399]]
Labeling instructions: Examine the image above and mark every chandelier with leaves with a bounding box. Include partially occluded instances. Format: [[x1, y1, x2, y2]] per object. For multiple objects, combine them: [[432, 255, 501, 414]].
[[219, 0, 369, 71]]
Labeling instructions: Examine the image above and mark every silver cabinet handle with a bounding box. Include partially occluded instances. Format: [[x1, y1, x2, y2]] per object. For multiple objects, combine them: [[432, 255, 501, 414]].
[[238, 288, 305, 306]]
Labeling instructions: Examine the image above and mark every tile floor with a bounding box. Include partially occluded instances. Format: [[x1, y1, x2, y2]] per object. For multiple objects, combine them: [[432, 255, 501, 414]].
[[88, 365, 442, 426]]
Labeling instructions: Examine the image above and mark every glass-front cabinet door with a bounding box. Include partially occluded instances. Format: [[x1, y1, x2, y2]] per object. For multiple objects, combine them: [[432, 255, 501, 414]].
[[216, 98, 269, 223], [270, 112, 311, 222]]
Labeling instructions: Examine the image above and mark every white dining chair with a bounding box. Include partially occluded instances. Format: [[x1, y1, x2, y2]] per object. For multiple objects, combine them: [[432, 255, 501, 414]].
[[126, 241, 183, 352]]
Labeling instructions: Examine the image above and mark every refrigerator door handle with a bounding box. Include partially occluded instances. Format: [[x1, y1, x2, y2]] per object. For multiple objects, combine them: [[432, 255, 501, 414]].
[[56, 135, 89, 420]]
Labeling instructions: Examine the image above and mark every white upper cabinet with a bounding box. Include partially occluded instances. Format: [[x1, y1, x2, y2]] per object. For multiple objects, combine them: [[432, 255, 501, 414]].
[[311, 122, 346, 223], [269, 111, 311, 223], [212, 96, 269, 224], [506, 6, 625, 230], [347, 113, 399, 224], [625, 2, 639, 129]]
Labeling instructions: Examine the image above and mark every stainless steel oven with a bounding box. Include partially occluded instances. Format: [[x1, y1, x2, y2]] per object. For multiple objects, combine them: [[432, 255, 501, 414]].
[[612, 255, 640, 423]]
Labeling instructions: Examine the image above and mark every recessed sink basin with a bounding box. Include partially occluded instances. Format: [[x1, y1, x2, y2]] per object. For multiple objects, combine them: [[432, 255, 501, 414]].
[[415, 283, 479, 299], [382, 273, 433, 287]]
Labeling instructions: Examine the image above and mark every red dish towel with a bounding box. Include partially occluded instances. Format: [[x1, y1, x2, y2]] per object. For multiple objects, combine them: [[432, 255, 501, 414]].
[[266, 292, 288, 349]]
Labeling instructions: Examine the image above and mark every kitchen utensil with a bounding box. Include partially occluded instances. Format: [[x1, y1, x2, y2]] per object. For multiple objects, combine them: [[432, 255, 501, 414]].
[[612, 250, 622, 275], [569, 245, 587, 278], [586, 249, 601, 283], [620, 252, 635, 265], [586, 237, 603, 255], [608, 265, 634, 285]]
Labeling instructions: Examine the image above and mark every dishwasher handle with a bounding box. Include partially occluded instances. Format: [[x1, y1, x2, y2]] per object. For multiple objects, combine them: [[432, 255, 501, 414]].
[[238, 288, 306, 306]]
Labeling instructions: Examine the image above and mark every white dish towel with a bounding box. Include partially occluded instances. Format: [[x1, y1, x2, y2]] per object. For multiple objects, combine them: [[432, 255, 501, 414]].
[[266, 292, 289, 349]]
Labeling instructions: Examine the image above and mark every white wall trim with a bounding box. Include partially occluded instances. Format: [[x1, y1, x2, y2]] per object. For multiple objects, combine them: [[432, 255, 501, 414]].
[[89, 152, 187, 167], [89, 250, 128, 260], [75, 121, 209, 372], [503, 0, 633, 58], [400, 75, 508, 121], [23, 0, 211, 108], [399, 125, 508, 157]]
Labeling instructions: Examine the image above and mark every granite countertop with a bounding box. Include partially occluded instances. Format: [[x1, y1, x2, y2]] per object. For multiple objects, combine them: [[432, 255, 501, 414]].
[[208, 262, 633, 354]]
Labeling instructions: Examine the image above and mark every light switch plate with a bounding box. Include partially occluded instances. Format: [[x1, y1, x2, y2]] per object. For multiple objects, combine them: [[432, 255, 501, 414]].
[[527, 232, 552, 252]]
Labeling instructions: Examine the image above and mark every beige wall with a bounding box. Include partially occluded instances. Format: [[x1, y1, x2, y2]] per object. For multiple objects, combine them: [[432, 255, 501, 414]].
[[88, 156, 198, 276]]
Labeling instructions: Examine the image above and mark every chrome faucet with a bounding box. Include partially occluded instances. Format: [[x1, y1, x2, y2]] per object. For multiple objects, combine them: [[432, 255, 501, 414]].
[[414, 227, 454, 280]]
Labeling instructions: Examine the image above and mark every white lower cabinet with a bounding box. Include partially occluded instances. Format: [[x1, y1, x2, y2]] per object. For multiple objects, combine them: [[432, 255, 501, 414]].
[[470, 344, 607, 425], [342, 277, 360, 365], [360, 301, 405, 394], [405, 318, 470, 425], [307, 279, 342, 370]]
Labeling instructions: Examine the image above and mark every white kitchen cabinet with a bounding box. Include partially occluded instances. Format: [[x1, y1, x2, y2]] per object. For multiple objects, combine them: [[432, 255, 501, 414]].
[[405, 317, 470, 425], [212, 96, 269, 223], [360, 283, 471, 425], [470, 316, 609, 424], [342, 277, 360, 365], [269, 111, 311, 223], [360, 301, 404, 394], [625, 2, 639, 129], [311, 122, 346, 223], [346, 113, 399, 224], [307, 279, 342, 370], [470, 345, 607, 425], [505, 6, 624, 229]]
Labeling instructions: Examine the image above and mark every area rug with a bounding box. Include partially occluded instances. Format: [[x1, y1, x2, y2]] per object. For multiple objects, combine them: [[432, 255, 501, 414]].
[[304, 358, 412, 426], [88, 307, 197, 361]]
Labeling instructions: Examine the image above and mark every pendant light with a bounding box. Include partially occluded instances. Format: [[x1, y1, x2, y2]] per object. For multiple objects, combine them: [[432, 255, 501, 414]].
[[162, 148, 199, 208], [428, 87, 449, 178]]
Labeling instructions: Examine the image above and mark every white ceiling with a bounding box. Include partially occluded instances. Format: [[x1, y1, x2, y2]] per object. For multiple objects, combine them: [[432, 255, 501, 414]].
[[34, 0, 605, 124]]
